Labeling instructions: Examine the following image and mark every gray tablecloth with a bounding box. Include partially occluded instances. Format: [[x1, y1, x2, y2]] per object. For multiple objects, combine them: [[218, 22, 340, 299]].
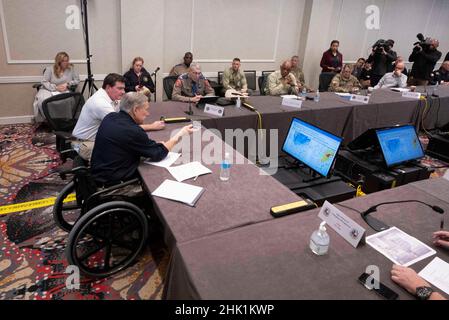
[[164, 183, 449, 300]]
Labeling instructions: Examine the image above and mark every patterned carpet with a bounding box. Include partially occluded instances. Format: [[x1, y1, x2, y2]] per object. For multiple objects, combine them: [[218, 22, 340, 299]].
[[0, 124, 169, 300]]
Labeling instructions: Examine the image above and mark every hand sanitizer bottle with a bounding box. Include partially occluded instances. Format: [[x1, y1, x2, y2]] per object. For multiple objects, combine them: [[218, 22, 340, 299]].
[[236, 96, 241, 109], [310, 221, 329, 255]]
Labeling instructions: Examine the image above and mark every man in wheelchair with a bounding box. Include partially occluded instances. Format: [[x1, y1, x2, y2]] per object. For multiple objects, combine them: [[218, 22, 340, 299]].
[[54, 92, 194, 277]]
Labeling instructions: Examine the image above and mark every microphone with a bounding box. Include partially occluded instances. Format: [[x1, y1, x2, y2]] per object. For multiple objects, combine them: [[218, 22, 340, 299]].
[[151, 67, 160, 76], [242, 102, 256, 112], [361, 200, 445, 232]]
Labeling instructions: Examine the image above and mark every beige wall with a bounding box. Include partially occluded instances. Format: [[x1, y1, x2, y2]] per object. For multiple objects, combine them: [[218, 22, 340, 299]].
[[1, 0, 449, 123]]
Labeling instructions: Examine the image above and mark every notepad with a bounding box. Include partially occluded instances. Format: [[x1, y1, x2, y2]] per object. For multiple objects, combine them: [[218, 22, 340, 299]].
[[144, 152, 180, 168], [419, 257, 449, 295], [167, 161, 212, 182], [151, 179, 205, 207]]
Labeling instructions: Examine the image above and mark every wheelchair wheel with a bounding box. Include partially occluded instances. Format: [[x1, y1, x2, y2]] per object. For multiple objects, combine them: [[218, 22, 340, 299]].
[[53, 181, 82, 232], [67, 201, 148, 278]]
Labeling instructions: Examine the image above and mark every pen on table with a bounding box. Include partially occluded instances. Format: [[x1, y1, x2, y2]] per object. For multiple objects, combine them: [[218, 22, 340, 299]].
[[194, 175, 199, 181]]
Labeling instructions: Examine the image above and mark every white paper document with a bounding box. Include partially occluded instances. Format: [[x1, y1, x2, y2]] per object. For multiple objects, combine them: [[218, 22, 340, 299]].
[[144, 152, 180, 168], [366, 227, 436, 267], [151, 179, 205, 207], [167, 161, 212, 182], [334, 92, 352, 97], [419, 257, 449, 295]]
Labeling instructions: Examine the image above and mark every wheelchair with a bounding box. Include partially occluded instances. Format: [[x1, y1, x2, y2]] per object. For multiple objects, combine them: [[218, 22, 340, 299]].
[[53, 156, 152, 278]]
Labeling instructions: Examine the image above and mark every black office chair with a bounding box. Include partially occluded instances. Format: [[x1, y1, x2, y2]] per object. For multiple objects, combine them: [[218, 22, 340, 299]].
[[52, 156, 151, 277], [258, 71, 274, 96], [163, 75, 179, 100], [41, 92, 85, 162], [217, 71, 224, 85], [319, 72, 336, 92], [244, 70, 257, 91]]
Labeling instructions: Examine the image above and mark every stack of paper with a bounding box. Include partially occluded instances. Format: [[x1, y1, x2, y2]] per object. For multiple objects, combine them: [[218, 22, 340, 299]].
[[167, 161, 212, 182], [419, 257, 449, 295], [144, 152, 180, 168], [151, 179, 205, 207]]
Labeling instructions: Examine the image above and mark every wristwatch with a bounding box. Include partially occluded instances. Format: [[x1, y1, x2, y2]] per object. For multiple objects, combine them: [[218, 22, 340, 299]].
[[415, 286, 434, 300]]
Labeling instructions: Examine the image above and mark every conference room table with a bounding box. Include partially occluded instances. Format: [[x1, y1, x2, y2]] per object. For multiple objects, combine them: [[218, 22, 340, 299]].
[[163, 178, 449, 300], [137, 87, 449, 299], [139, 104, 302, 249], [147, 86, 449, 155]]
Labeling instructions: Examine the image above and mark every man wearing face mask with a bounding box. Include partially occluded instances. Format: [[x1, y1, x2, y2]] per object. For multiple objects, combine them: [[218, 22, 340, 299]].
[[169, 52, 193, 77], [329, 65, 362, 93]]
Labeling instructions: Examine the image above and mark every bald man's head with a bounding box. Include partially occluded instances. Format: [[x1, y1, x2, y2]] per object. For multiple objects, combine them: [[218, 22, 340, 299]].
[[280, 61, 292, 77]]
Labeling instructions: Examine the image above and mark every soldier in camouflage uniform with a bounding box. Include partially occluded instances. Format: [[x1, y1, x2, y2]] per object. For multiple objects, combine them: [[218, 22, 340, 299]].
[[222, 58, 249, 94], [172, 63, 215, 103], [329, 65, 362, 93], [290, 55, 307, 90], [169, 52, 193, 77]]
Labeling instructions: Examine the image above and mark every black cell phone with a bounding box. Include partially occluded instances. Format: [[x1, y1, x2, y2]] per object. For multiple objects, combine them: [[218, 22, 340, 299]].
[[358, 273, 399, 300]]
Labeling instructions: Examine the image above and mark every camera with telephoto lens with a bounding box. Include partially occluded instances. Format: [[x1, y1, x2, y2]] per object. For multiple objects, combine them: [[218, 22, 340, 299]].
[[372, 39, 390, 54], [413, 33, 432, 52]]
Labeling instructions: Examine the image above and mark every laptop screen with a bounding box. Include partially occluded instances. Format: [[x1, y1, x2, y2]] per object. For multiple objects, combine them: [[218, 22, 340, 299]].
[[282, 118, 343, 178], [376, 125, 424, 167]]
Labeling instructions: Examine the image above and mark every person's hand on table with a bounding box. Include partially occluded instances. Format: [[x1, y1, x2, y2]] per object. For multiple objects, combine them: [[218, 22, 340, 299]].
[[150, 120, 165, 131], [391, 265, 429, 295], [433, 231, 449, 249], [191, 95, 202, 103]]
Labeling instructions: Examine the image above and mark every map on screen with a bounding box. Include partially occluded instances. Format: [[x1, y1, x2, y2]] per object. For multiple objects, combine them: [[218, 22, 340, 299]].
[[283, 118, 343, 177]]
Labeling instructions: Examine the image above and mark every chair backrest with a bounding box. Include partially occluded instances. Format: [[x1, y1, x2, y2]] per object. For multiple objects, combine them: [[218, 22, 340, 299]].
[[217, 71, 224, 85], [163, 75, 179, 100], [71, 156, 96, 205], [42, 92, 85, 132], [258, 71, 274, 95], [319, 72, 335, 92], [244, 70, 257, 90]]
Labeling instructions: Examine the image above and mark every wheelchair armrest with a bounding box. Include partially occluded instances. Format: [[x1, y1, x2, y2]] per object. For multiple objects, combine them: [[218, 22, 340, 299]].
[[54, 131, 74, 140], [58, 165, 89, 180], [85, 178, 141, 208], [32, 83, 42, 89]]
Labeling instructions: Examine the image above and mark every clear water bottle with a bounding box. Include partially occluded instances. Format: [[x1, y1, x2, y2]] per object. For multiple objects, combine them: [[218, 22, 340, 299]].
[[220, 152, 231, 181], [309, 221, 329, 255], [314, 89, 320, 102], [236, 96, 241, 109]]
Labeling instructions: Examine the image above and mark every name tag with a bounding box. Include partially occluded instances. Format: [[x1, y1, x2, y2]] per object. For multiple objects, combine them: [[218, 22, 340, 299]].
[[402, 91, 421, 100], [281, 97, 302, 109], [318, 201, 366, 248], [204, 104, 224, 117], [350, 94, 370, 104]]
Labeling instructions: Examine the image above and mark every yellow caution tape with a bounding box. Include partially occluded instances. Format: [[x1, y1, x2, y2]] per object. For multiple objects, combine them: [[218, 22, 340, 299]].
[[0, 194, 76, 215]]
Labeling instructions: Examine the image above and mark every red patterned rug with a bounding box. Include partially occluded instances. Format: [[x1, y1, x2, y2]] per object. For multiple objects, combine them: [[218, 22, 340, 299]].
[[1, 124, 168, 300]]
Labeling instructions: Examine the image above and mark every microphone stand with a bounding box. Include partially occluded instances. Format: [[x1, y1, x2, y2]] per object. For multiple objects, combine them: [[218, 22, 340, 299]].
[[185, 98, 193, 116], [151, 67, 160, 102], [80, 0, 97, 97]]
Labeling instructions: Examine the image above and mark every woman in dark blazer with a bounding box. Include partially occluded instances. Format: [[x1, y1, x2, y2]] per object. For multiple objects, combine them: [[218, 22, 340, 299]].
[[123, 57, 155, 98], [320, 40, 343, 73]]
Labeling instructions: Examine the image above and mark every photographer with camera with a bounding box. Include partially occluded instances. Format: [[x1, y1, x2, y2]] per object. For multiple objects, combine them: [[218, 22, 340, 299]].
[[366, 39, 397, 87], [408, 34, 442, 86]]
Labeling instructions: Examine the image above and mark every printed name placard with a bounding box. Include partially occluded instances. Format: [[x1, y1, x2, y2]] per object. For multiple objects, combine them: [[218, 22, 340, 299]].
[[318, 201, 366, 248], [402, 92, 421, 100], [350, 94, 370, 104], [204, 104, 224, 117], [281, 97, 302, 109]]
